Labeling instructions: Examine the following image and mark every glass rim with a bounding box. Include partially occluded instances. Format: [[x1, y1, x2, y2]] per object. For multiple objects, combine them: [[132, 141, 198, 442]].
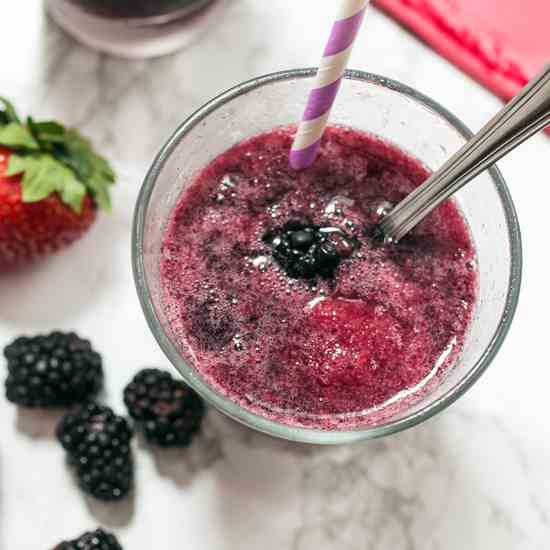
[[132, 68, 522, 444]]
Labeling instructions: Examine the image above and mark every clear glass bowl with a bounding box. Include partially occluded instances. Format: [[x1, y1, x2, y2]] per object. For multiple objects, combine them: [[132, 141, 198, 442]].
[[132, 69, 522, 444]]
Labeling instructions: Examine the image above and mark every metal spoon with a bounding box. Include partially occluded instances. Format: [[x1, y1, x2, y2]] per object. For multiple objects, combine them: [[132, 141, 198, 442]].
[[379, 64, 550, 243]]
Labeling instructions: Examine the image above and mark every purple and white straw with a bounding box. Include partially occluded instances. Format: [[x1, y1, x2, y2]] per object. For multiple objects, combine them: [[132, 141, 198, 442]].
[[290, 0, 369, 170]]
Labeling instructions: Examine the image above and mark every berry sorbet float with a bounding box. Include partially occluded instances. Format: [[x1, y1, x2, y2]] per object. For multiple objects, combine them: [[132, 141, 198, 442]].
[[160, 125, 477, 429], [133, 69, 521, 442]]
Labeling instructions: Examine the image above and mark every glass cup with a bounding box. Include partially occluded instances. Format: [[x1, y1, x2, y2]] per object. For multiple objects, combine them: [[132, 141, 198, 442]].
[[132, 69, 522, 444], [47, 0, 221, 58]]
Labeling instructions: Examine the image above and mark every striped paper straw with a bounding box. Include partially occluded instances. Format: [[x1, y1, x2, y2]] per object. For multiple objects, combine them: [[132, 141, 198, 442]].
[[289, 0, 369, 170]]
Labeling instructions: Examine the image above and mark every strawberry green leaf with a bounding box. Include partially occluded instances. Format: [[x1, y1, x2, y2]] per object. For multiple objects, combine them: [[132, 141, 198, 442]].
[[57, 129, 115, 211], [57, 173, 87, 213], [19, 156, 60, 202], [6, 154, 27, 176], [12, 154, 86, 213], [0, 97, 115, 212], [27, 117, 66, 145], [0, 97, 21, 124], [0, 123, 40, 150]]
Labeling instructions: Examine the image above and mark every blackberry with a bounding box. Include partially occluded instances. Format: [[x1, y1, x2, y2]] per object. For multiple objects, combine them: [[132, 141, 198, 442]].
[[56, 402, 134, 501], [124, 368, 205, 447], [263, 220, 359, 280], [54, 528, 122, 550], [4, 331, 103, 407]]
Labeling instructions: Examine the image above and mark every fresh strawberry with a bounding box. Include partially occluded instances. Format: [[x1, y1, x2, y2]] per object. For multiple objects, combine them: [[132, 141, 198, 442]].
[[0, 147, 96, 268], [0, 98, 115, 269]]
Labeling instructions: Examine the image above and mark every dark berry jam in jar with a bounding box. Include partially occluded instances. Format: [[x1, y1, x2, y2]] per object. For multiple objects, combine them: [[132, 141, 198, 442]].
[[47, 0, 221, 57], [67, 0, 214, 22]]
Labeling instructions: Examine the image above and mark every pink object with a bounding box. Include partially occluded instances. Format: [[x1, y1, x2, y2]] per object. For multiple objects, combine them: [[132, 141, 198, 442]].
[[289, 0, 369, 170], [374, 0, 548, 101], [160, 126, 476, 429]]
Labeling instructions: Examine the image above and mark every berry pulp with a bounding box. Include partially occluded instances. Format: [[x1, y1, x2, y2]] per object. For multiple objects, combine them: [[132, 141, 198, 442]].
[[160, 126, 477, 429]]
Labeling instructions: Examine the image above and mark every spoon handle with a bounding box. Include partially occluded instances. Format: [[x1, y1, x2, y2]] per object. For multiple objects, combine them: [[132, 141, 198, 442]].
[[380, 64, 550, 242]]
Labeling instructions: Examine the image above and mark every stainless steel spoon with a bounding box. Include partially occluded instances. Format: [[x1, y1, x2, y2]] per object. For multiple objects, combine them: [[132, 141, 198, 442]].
[[379, 64, 550, 243]]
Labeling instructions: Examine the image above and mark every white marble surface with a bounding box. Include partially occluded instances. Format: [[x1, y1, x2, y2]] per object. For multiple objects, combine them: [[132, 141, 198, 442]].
[[1, 2, 549, 549]]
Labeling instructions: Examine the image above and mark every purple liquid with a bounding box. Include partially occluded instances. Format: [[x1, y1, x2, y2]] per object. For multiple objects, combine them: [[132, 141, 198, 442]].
[[160, 126, 477, 429], [68, 0, 211, 19]]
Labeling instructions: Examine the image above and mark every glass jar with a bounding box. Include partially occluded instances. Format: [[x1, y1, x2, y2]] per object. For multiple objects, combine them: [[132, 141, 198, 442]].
[[47, 0, 221, 58], [66, 0, 214, 22]]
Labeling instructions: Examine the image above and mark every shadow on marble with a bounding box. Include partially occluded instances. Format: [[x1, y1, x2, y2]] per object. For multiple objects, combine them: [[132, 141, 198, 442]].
[[293, 419, 455, 550], [15, 408, 65, 439], [0, 209, 126, 328], [204, 411, 306, 549], [42, 0, 271, 165], [206, 411, 460, 550], [85, 491, 135, 528], [137, 0, 271, 129], [138, 411, 224, 487]]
